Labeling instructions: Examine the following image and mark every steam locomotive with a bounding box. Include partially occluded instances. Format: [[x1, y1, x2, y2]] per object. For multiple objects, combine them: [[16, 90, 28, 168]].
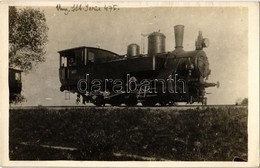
[[58, 25, 219, 106]]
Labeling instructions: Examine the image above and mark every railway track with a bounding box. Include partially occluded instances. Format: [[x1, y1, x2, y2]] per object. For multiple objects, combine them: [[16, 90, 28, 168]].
[[9, 104, 246, 110]]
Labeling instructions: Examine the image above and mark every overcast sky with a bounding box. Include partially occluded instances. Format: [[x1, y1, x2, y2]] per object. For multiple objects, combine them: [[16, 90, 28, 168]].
[[17, 5, 248, 106]]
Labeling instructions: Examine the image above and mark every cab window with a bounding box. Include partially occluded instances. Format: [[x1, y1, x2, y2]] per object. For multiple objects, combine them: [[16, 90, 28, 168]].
[[61, 56, 67, 67], [88, 52, 95, 63], [68, 56, 76, 66], [64, 49, 84, 67], [74, 49, 84, 66]]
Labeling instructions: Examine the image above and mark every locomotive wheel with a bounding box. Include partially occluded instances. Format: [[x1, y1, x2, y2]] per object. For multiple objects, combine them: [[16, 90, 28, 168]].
[[159, 101, 168, 106], [125, 100, 138, 106], [92, 96, 104, 107], [124, 94, 138, 106], [141, 100, 157, 106], [168, 101, 175, 106], [110, 102, 121, 106], [141, 101, 157, 107]]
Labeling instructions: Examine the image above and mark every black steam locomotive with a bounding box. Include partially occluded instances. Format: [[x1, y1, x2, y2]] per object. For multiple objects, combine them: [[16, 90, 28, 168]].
[[58, 25, 218, 106], [9, 68, 22, 100]]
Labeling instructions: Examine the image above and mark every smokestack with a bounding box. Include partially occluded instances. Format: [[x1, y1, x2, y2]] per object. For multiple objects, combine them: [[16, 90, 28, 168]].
[[174, 25, 184, 49]]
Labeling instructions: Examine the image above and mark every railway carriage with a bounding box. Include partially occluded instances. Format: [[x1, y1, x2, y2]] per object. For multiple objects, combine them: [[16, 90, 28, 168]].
[[9, 68, 22, 100], [58, 25, 219, 106]]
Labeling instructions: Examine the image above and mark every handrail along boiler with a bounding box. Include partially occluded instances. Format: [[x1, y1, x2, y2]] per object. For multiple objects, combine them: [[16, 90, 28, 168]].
[[58, 25, 219, 106]]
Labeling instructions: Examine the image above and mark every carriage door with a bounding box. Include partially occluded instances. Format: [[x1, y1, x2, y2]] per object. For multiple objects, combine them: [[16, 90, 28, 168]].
[[60, 54, 68, 80]]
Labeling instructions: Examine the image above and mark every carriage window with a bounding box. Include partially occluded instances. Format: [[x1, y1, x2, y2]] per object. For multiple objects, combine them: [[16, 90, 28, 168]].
[[88, 52, 95, 63], [15, 72, 21, 81]]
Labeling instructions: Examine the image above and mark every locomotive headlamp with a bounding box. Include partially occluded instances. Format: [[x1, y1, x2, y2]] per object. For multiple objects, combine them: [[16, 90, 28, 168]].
[[202, 38, 209, 48], [197, 55, 211, 78]]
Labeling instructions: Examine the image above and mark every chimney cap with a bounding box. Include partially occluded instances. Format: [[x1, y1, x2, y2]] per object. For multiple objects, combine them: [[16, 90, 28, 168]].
[[174, 25, 184, 27]]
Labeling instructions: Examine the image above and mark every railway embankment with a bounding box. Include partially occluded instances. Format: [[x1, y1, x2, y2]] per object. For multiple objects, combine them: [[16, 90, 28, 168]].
[[9, 106, 247, 161]]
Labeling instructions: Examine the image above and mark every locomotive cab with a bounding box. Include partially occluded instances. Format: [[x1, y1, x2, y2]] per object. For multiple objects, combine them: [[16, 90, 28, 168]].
[[58, 46, 120, 92], [59, 47, 87, 92]]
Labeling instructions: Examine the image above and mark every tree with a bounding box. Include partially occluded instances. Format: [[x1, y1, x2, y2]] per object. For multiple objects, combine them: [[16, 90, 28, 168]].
[[235, 97, 248, 106], [9, 6, 48, 73], [241, 98, 248, 106]]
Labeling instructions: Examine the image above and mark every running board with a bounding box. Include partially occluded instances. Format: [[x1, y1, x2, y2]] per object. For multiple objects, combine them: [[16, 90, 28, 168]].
[[104, 92, 126, 99]]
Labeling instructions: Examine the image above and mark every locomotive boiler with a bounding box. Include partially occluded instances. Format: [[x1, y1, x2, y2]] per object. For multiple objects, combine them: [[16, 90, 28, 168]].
[[58, 25, 219, 106]]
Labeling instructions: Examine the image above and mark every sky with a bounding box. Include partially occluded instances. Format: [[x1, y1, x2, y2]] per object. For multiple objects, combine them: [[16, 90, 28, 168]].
[[17, 5, 248, 106]]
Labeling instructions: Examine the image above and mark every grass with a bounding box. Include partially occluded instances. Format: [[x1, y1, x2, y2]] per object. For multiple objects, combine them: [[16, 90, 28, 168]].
[[9, 106, 247, 161]]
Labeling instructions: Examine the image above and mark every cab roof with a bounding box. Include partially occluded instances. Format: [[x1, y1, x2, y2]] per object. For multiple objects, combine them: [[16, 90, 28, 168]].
[[58, 46, 120, 57], [9, 67, 23, 72]]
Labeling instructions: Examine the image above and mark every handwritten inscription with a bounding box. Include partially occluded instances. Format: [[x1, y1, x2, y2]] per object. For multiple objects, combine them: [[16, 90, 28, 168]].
[[56, 4, 119, 15]]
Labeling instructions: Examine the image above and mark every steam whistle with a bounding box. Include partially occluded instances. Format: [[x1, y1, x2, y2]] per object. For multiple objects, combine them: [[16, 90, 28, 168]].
[[195, 31, 209, 50]]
